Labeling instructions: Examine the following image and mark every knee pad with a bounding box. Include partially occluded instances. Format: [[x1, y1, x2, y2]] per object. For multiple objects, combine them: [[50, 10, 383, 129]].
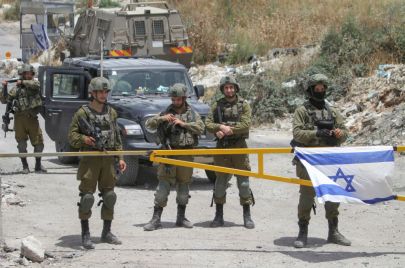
[[102, 191, 117, 210], [78, 193, 94, 213], [17, 140, 28, 153], [33, 144, 44, 153]]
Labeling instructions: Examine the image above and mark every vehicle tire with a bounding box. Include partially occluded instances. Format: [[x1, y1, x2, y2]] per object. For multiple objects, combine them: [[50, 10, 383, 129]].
[[205, 170, 216, 183], [116, 156, 139, 186], [55, 141, 78, 164]]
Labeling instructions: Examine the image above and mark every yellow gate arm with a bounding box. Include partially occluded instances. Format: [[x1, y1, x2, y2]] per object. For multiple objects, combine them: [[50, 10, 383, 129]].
[[149, 147, 405, 202]]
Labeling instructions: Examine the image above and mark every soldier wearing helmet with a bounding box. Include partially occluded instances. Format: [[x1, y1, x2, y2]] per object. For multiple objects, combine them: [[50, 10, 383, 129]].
[[291, 73, 351, 248], [143, 83, 204, 231], [68, 77, 127, 249], [205, 75, 255, 229], [1, 64, 46, 174]]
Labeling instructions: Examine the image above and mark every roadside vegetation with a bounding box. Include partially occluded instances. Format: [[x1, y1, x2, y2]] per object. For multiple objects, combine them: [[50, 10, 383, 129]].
[[170, 0, 404, 70]]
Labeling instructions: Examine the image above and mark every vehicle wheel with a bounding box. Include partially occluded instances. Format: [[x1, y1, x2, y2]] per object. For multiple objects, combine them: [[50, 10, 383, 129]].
[[55, 141, 78, 164], [205, 170, 216, 183], [116, 156, 139, 186]]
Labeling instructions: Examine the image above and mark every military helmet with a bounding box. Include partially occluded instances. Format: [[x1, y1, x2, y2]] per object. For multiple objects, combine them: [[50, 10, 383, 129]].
[[168, 83, 187, 97], [307, 73, 329, 91], [20, 64, 35, 74], [219, 76, 240, 93], [88, 77, 111, 92]]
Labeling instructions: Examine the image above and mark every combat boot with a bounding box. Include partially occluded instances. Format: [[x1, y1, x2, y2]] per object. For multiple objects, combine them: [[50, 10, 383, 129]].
[[175, 205, 193, 228], [144, 206, 163, 231], [34, 158, 47, 173], [243, 204, 255, 229], [21, 158, 29, 174], [294, 219, 309, 248], [81, 220, 94, 249], [101, 220, 122, 244], [327, 217, 351, 246], [210, 204, 224, 227]]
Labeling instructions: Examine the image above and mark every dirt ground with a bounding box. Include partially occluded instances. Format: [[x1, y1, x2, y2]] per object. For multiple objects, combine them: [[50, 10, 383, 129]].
[[1, 106, 405, 267]]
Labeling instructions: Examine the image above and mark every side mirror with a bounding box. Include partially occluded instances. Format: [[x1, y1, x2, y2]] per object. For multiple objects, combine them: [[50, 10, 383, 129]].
[[194, 85, 204, 98]]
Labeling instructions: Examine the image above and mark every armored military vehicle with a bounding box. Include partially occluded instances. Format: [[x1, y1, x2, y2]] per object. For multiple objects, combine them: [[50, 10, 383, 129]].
[[70, 0, 193, 67], [39, 56, 216, 186], [20, 0, 75, 62]]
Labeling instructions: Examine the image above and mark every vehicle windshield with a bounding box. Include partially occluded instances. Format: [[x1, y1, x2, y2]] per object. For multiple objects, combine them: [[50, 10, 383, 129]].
[[108, 69, 193, 97]]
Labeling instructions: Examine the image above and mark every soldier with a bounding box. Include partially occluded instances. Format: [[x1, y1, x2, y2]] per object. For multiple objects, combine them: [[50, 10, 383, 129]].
[[0, 64, 46, 174], [205, 76, 255, 229], [291, 73, 351, 248], [143, 83, 204, 231], [68, 77, 127, 249]]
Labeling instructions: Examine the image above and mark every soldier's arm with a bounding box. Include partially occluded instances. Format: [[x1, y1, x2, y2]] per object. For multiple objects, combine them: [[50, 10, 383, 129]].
[[333, 109, 348, 144], [145, 114, 165, 131], [68, 110, 88, 149], [183, 111, 204, 135], [292, 107, 317, 144], [231, 101, 251, 135], [112, 109, 124, 161], [22, 80, 40, 94], [205, 103, 221, 133]]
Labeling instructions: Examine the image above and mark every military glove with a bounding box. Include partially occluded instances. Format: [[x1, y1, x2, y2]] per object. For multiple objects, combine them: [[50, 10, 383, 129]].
[[316, 129, 333, 138]]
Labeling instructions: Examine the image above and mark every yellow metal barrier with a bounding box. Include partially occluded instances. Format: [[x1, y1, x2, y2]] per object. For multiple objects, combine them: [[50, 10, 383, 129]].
[[1, 146, 404, 201], [150, 147, 405, 201]]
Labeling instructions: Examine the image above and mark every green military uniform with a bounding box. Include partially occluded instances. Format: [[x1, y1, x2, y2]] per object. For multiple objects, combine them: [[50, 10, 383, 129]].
[[0, 64, 45, 173], [205, 76, 255, 229], [292, 73, 351, 248], [69, 104, 123, 220], [68, 77, 123, 249], [144, 83, 204, 231]]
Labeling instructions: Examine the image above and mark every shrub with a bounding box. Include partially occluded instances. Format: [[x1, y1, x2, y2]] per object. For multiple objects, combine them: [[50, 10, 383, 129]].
[[98, 0, 121, 8], [3, 0, 20, 21]]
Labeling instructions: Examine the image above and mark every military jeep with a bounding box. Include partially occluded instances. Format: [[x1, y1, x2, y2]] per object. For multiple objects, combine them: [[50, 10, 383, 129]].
[[39, 57, 216, 185]]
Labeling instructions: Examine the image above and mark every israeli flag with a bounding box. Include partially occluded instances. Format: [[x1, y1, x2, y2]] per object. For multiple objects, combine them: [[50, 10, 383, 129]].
[[295, 146, 395, 204], [31, 24, 50, 51]]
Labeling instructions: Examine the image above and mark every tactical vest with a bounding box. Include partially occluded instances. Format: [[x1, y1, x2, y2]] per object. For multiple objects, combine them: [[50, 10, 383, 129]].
[[290, 101, 338, 156], [213, 97, 249, 140], [304, 101, 337, 146], [12, 85, 42, 113], [159, 105, 199, 148], [81, 105, 119, 149]]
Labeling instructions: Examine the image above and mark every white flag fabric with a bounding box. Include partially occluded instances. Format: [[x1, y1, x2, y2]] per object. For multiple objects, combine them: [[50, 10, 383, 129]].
[[31, 24, 50, 51], [294, 146, 395, 204]]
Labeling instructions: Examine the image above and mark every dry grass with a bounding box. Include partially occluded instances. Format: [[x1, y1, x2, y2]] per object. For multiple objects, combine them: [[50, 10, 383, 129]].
[[168, 0, 404, 64]]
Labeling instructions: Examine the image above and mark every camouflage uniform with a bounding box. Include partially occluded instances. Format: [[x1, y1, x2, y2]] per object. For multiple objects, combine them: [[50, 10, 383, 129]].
[[0, 64, 45, 173], [68, 77, 123, 249], [144, 83, 204, 231], [292, 74, 351, 248], [205, 76, 255, 229]]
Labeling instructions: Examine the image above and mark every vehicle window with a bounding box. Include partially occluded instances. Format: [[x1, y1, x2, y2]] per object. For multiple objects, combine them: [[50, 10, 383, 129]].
[[52, 73, 80, 98], [109, 70, 193, 97]]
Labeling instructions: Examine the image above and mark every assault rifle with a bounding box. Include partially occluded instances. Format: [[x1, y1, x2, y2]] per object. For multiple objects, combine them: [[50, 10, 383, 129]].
[[1, 100, 14, 137], [78, 116, 105, 151], [316, 120, 338, 146], [156, 121, 172, 150]]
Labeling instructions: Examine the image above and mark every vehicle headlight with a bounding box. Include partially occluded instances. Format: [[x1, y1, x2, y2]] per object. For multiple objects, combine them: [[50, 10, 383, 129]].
[[123, 124, 143, 136]]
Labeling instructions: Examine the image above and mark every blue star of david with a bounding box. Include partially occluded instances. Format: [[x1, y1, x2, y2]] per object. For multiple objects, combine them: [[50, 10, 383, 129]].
[[328, 168, 355, 192]]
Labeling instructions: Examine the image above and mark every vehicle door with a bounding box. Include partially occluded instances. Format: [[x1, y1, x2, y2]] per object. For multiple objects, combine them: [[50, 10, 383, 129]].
[[39, 66, 88, 142]]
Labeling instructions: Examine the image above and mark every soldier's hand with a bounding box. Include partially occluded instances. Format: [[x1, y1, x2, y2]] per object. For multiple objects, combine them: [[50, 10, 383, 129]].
[[216, 130, 225, 139], [2, 81, 7, 86], [162, 114, 175, 122], [316, 129, 332, 138], [16, 80, 22, 86], [220, 125, 233, 136], [83, 136, 96, 146], [173, 118, 185, 127], [332, 128, 343, 139], [119, 160, 127, 172]]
